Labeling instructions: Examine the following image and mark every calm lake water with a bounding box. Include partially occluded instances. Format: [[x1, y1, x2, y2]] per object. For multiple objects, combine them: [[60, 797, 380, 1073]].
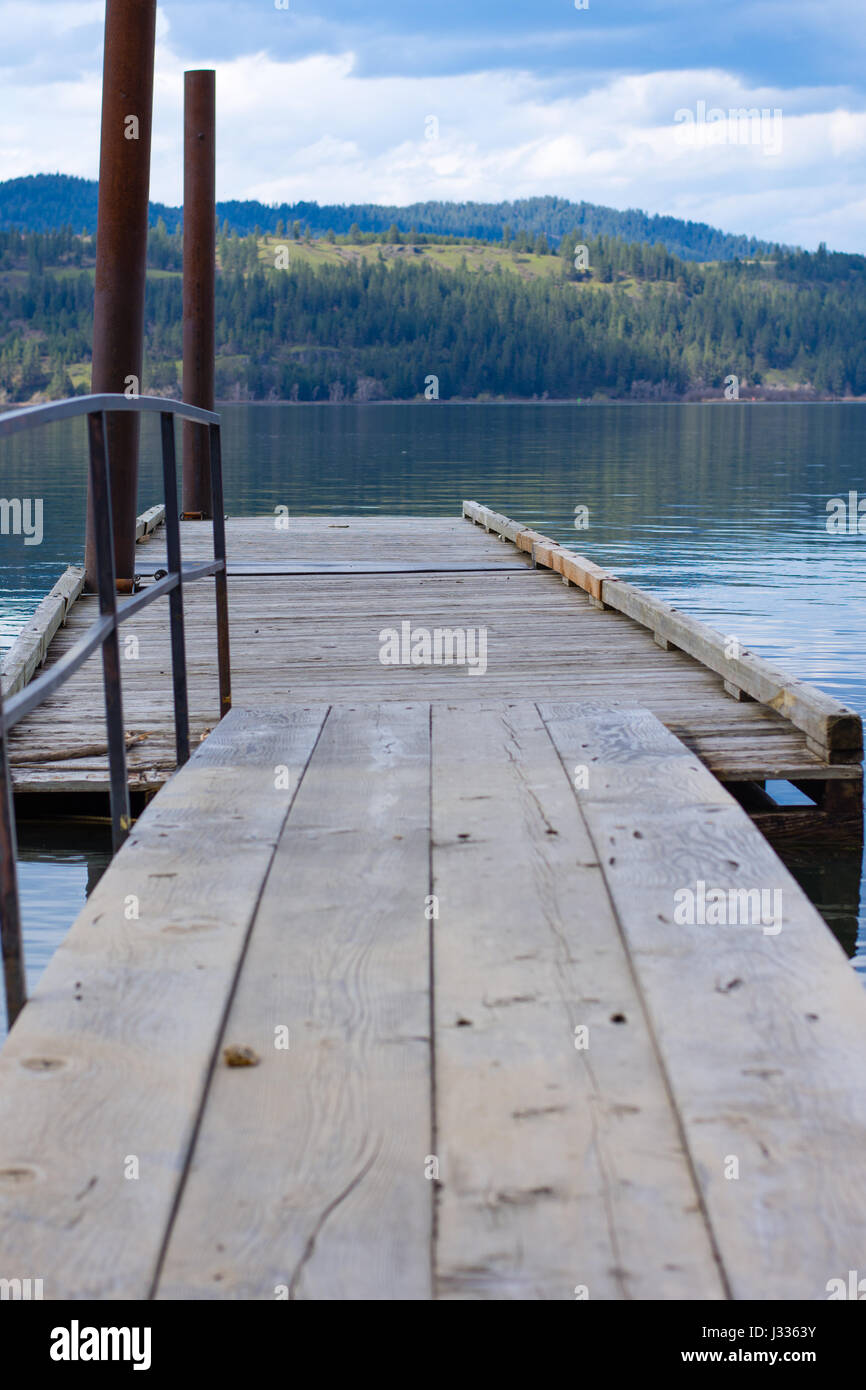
[[1, 401, 864, 1019]]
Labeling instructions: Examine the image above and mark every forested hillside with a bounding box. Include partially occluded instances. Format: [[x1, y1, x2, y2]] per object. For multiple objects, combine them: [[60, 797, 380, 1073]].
[[0, 174, 780, 263], [1, 222, 863, 404]]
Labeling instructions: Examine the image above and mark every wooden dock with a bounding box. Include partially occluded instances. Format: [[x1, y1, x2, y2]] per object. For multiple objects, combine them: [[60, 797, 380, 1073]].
[[4, 506, 863, 830], [1, 505, 865, 1300]]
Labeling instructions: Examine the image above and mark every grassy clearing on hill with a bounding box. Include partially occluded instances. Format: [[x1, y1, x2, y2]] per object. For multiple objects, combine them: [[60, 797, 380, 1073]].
[[2, 225, 865, 404]]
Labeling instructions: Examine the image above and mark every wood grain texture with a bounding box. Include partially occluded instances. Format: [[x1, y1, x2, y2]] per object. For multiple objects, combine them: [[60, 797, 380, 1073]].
[[1, 566, 85, 696], [135, 505, 165, 543], [1, 696, 862, 1300], [0, 705, 326, 1299], [9, 516, 853, 805], [601, 578, 862, 755], [156, 702, 432, 1301], [540, 700, 866, 1301], [431, 701, 724, 1300], [2, 506, 165, 699], [462, 500, 862, 755]]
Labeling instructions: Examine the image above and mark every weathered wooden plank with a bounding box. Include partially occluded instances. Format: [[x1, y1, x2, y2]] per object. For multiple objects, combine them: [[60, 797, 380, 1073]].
[[462, 501, 861, 757], [463, 500, 522, 541], [431, 702, 724, 1301], [163, 514, 519, 567], [156, 703, 432, 1300], [601, 577, 862, 756], [1, 566, 84, 696], [0, 705, 327, 1299], [7, 516, 858, 809], [540, 700, 866, 1301], [135, 504, 165, 543], [1, 505, 166, 699], [551, 547, 609, 600]]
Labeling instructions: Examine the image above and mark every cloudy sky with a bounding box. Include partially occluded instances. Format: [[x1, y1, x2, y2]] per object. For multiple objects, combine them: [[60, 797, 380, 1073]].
[[2, 0, 865, 249]]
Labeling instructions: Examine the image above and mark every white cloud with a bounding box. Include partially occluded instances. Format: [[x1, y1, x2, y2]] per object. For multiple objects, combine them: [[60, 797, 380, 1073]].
[[1, 0, 103, 36], [1, 18, 865, 251], [204, 56, 866, 248]]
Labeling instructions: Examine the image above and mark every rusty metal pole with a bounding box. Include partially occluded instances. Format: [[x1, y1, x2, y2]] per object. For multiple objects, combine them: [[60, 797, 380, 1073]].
[[84, 0, 157, 592], [182, 70, 216, 519]]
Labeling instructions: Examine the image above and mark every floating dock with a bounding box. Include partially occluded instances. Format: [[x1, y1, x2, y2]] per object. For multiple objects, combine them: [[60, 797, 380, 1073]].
[[4, 506, 863, 831], [1, 505, 865, 1299]]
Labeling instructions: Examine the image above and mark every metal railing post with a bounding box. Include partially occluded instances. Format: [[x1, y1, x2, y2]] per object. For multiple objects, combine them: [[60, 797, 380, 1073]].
[[209, 423, 232, 717], [87, 410, 132, 852], [160, 412, 191, 764], [0, 682, 26, 1028]]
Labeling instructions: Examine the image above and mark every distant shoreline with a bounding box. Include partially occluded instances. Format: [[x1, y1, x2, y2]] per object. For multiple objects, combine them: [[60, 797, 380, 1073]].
[[5, 392, 865, 412], [210, 394, 865, 406]]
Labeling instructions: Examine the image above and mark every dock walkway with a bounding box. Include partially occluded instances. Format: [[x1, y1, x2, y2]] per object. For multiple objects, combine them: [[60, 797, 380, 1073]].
[[5, 509, 863, 826], [1, 507, 865, 1299]]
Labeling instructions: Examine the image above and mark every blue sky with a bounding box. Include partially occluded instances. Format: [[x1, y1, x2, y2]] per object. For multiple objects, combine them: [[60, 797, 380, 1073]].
[[1, 0, 865, 249]]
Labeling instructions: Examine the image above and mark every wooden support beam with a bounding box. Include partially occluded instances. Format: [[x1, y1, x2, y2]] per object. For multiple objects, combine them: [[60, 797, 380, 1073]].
[[0, 568, 85, 697], [463, 501, 863, 763]]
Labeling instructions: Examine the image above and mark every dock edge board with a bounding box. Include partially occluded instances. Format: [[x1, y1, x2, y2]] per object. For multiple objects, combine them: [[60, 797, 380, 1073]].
[[1, 506, 166, 698], [463, 500, 864, 762]]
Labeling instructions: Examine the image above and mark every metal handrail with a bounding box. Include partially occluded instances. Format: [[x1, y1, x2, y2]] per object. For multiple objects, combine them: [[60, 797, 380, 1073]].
[[0, 393, 232, 1030], [0, 392, 219, 439]]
